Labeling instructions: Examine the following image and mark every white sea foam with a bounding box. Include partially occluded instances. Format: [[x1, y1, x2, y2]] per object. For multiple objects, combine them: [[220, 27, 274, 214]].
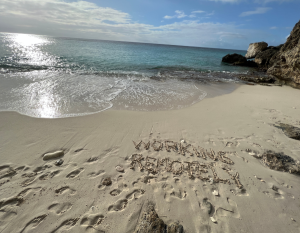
[[0, 70, 211, 118]]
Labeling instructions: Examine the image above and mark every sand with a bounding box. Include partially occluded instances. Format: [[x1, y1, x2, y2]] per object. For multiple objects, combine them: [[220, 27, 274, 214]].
[[0, 84, 300, 233]]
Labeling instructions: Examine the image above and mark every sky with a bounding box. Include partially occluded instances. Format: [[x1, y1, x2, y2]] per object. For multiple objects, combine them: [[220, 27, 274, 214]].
[[0, 0, 299, 50]]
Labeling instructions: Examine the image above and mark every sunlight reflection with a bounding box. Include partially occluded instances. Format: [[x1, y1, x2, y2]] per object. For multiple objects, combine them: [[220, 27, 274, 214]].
[[3, 33, 57, 67], [9, 33, 50, 47], [3, 33, 61, 118], [13, 78, 61, 118]]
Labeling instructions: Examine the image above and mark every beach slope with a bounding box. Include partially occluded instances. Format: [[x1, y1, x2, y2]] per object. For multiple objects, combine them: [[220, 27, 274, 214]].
[[1, 84, 300, 233]]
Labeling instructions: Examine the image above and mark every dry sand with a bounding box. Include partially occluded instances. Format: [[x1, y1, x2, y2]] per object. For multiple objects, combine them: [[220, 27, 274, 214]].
[[0, 84, 300, 233]]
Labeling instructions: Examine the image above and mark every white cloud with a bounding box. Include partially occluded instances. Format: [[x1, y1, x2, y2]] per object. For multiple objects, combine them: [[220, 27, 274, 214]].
[[191, 10, 205, 14], [0, 0, 282, 49], [270, 26, 277, 29], [164, 10, 187, 19], [0, 0, 130, 24], [240, 7, 271, 17], [189, 10, 205, 18]]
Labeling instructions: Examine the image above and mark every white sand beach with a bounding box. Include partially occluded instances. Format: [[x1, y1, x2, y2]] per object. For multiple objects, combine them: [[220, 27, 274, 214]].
[[1, 84, 300, 233]]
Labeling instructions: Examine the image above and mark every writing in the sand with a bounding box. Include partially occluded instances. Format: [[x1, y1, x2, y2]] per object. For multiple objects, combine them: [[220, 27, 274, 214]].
[[130, 140, 243, 189]]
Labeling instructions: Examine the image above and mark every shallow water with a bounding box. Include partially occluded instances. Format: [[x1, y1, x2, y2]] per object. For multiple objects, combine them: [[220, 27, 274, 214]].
[[0, 32, 254, 118]]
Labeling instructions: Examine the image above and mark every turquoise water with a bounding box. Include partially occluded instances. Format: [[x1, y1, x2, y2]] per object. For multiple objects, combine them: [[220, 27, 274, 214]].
[[0, 33, 253, 118]]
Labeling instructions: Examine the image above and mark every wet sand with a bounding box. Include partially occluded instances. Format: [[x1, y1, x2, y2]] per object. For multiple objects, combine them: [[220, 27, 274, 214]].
[[1, 84, 300, 233]]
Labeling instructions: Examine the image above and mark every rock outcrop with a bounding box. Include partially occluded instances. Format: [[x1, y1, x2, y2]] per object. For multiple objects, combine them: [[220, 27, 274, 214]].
[[275, 123, 300, 141], [267, 20, 300, 88], [134, 204, 184, 233], [221, 53, 257, 67], [250, 150, 300, 174], [238, 75, 276, 84], [222, 53, 247, 64], [254, 45, 283, 69], [245, 42, 268, 59], [233, 60, 257, 67]]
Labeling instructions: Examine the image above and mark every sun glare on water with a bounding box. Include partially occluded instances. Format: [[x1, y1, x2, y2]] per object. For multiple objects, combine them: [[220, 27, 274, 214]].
[[9, 33, 50, 47], [3, 33, 63, 118]]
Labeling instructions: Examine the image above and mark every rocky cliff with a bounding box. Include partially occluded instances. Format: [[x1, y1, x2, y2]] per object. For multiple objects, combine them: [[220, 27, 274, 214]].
[[245, 42, 268, 59], [254, 45, 283, 70], [267, 20, 300, 88]]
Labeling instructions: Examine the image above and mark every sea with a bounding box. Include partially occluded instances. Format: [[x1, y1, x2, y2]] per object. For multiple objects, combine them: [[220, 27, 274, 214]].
[[0, 32, 255, 118]]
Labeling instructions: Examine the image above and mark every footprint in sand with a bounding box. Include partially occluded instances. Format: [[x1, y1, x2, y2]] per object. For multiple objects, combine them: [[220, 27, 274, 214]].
[[0, 165, 17, 179], [15, 166, 26, 172], [33, 165, 52, 173], [39, 170, 60, 180], [86, 157, 99, 163], [108, 199, 128, 212], [66, 168, 84, 178], [109, 175, 128, 196], [87, 170, 105, 178], [170, 189, 187, 200], [22, 172, 37, 178], [0, 187, 41, 227], [20, 177, 36, 187], [80, 214, 105, 229], [0, 196, 24, 223], [110, 189, 122, 196], [55, 186, 76, 195], [50, 218, 80, 233], [216, 198, 240, 219], [126, 189, 145, 200], [17, 187, 41, 198], [19, 214, 47, 233], [263, 185, 285, 199], [108, 189, 145, 212], [21, 165, 53, 179], [48, 202, 73, 215], [162, 184, 187, 202], [201, 198, 214, 216], [0, 197, 22, 227]]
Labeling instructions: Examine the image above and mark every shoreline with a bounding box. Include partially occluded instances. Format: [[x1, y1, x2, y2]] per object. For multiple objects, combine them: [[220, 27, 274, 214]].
[[1, 84, 300, 233], [0, 76, 244, 119]]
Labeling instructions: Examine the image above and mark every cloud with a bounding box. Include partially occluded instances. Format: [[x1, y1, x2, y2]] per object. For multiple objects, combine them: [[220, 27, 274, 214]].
[[189, 11, 205, 18], [189, 10, 205, 18], [0, 0, 131, 25], [0, 0, 283, 50], [191, 10, 205, 14], [240, 7, 271, 17], [270, 26, 277, 29], [164, 10, 187, 19]]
